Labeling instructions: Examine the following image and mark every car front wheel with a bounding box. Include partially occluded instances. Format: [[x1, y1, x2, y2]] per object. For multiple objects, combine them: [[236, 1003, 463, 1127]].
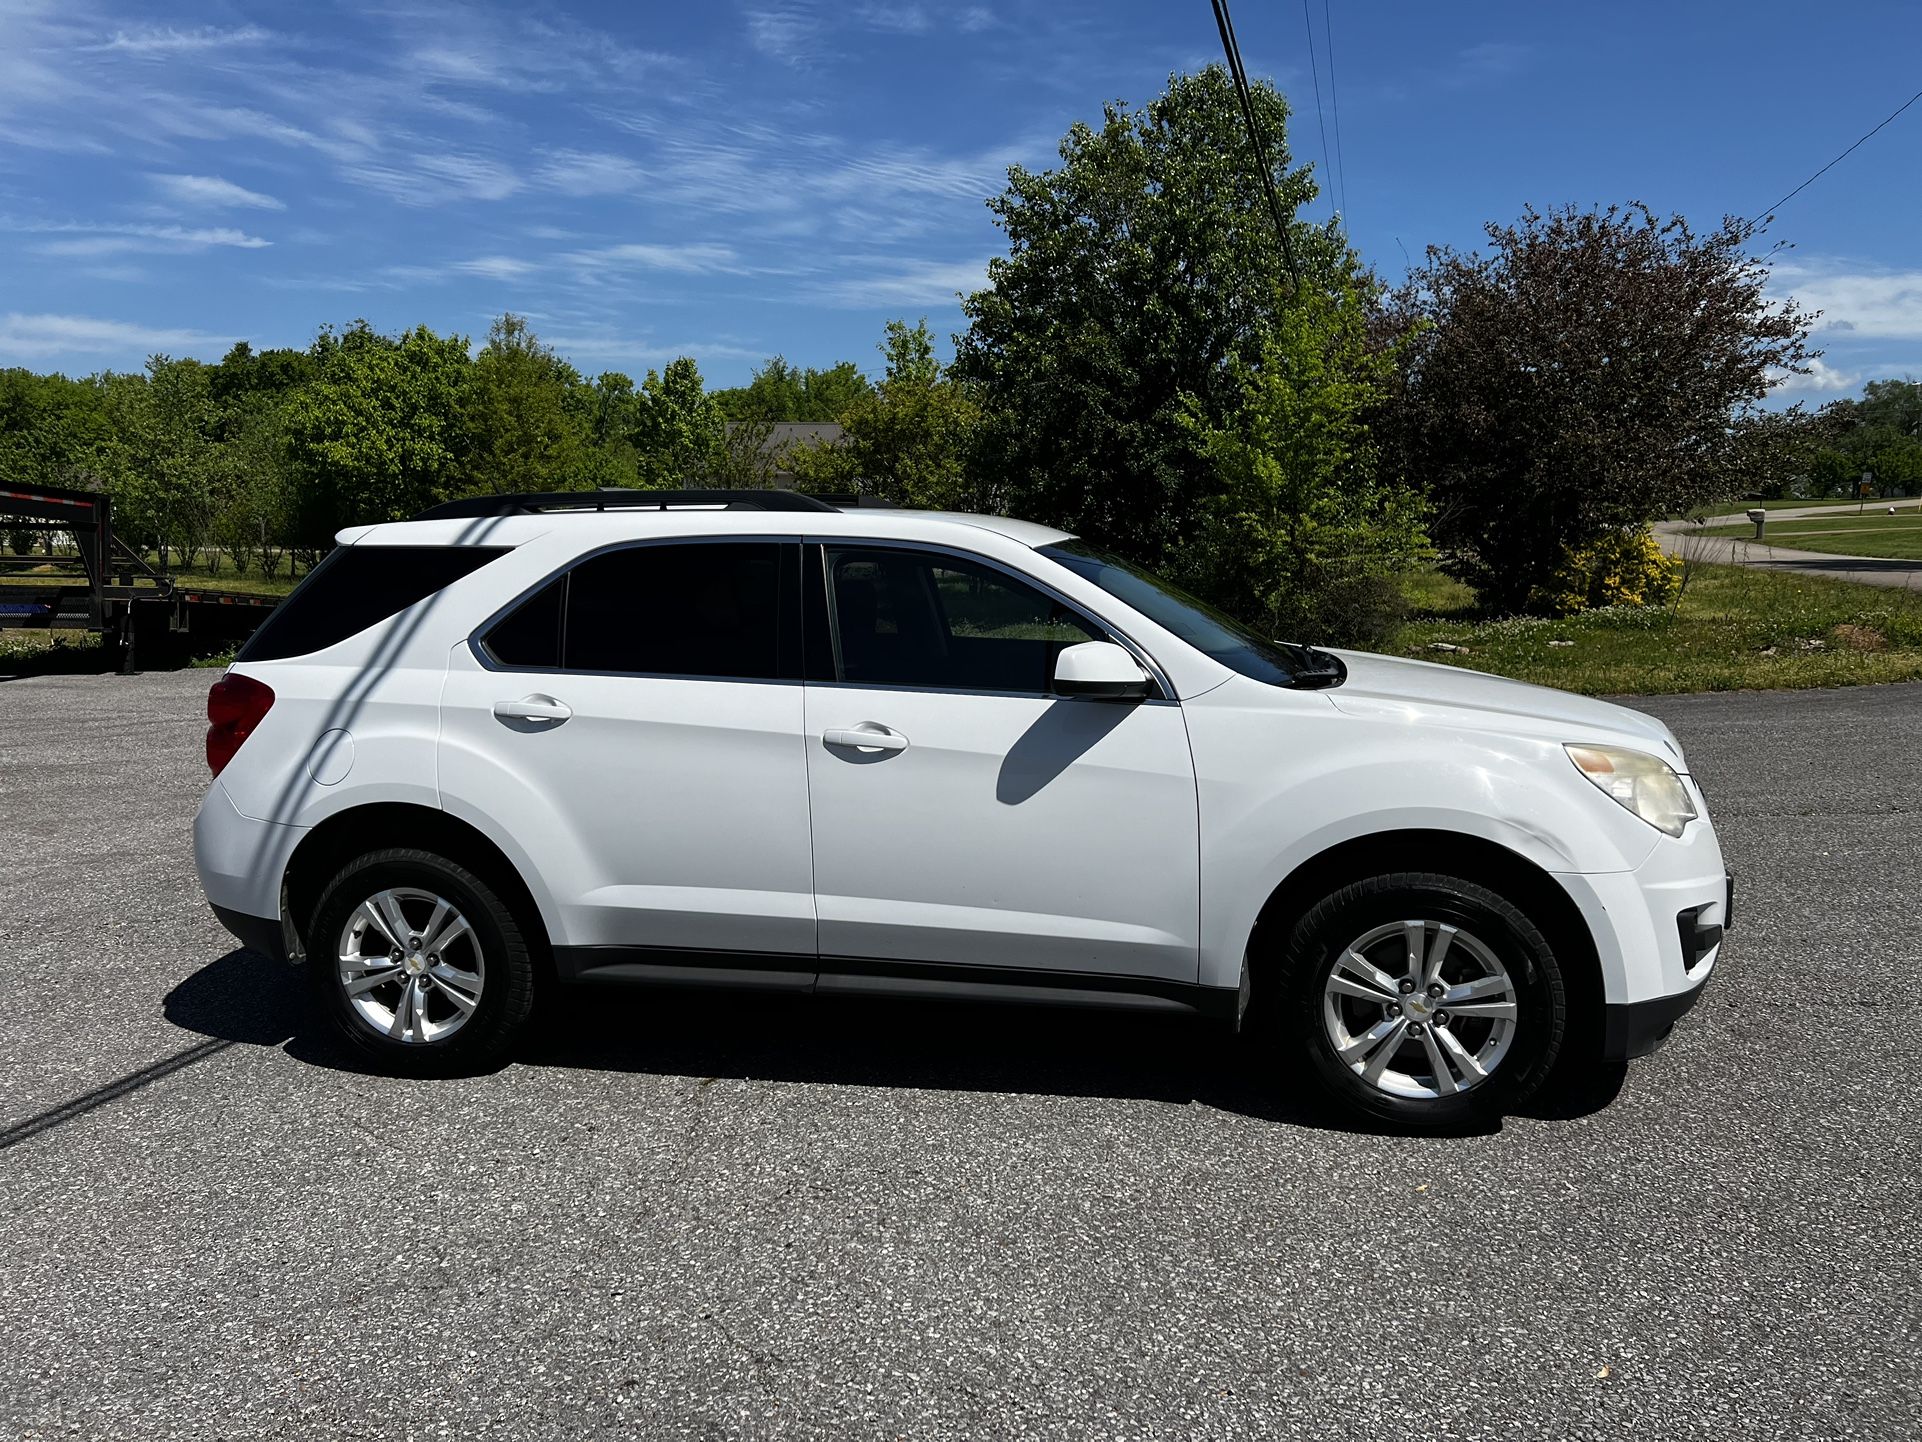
[[1274, 871, 1567, 1130]]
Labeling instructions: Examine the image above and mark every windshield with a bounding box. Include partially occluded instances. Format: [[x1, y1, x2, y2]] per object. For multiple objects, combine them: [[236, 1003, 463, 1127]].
[[1040, 541, 1341, 689]]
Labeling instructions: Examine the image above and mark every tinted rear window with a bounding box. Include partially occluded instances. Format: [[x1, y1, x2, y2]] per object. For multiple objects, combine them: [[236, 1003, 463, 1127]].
[[238, 545, 508, 662]]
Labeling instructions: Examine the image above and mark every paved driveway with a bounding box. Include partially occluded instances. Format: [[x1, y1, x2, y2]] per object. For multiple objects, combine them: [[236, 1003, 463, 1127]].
[[1657, 511, 1922, 588], [2, 669, 1917, 1440]]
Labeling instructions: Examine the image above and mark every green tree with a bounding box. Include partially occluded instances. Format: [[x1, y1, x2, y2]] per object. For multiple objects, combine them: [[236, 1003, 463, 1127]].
[[103, 357, 222, 569], [464, 314, 590, 494], [283, 321, 473, 539], [1388, 204, 1815, 612], [788, 320, 981, 508], [631, 356, 724, 487], [954, 65, 1344, 568], [714, 356, 874, 422], [1179, 287, 1427, 644]]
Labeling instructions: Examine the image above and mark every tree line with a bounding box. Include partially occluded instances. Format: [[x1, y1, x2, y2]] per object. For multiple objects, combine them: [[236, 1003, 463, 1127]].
[[1, 67, 1868, 638]]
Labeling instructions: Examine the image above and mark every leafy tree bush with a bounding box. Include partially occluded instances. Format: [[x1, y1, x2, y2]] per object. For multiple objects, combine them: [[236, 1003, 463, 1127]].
[[464, 314, 589, 495], [1531, 528, 1680, 616], [1388, 204, 1815, 613], [955, 66, 1347, 571], [1178, 287, 1428, 645], [787, 320, 981, 508]]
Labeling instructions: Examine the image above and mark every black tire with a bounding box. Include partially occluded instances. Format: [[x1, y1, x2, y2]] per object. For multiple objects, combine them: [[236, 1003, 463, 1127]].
[[307, 848, 536, 1075], [1267, 871, 1567, 1131]]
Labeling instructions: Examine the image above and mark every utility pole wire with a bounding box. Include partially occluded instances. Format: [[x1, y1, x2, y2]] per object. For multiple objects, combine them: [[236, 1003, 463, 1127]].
[[1299, 0, 1335, 216], [1322, 0, 1349, 221], [1209, 0, 1301, 288], [1745, 85, 1922, 234]]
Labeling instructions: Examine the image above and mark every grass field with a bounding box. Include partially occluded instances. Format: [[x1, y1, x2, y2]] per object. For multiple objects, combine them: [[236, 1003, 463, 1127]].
[[1699, 512, 1922, 560], [1389, 561, 1922, 694], [0, 555, 303, 597]]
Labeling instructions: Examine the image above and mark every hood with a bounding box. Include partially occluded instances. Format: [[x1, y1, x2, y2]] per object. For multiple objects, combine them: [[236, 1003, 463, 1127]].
[[1321, 649, 1687, 767]]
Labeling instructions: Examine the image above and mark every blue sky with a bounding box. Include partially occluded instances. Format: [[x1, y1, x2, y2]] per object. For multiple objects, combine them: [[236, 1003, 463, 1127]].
[[2, 0, 1918, 398]]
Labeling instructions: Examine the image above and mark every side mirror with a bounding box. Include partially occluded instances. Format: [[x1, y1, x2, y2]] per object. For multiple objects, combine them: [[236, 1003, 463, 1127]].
[[1052, 640, 1151, 700]]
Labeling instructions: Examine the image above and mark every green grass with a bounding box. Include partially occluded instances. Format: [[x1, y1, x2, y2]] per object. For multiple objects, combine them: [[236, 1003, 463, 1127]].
[[0, 555, 301, 597], [0, 629, 104, 675], [1387, 563, 1922, 695], [1699, 513, 1922, 560]]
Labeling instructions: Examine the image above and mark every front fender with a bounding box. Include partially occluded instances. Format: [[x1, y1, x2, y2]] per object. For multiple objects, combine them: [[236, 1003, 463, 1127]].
[[1183, 683, 1661, 989]]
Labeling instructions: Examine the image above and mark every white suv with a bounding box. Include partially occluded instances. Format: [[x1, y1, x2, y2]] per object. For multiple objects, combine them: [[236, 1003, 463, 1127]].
[[194, 489, 1729, 1128]]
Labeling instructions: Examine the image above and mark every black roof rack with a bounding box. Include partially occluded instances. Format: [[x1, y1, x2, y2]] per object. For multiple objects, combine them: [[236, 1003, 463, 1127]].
[[414, 488, 840, 521]]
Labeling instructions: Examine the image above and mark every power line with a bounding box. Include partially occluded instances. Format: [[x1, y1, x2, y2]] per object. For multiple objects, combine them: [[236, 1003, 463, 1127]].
[[1745, 85, 1922, 233], [1322, 0, 1349, 221], [1298, 0, 1334, 217], [1210, 0, 1301, 288]]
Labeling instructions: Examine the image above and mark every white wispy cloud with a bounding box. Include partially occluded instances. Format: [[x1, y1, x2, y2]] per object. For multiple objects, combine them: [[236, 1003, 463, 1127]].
[[454, 256, 540, 281], [803, 255, 987, 308], [536, 149, 647, 197], [1773, 262, 1922, 341], [562, 242, 749, 275], [17, 221, 273, 256], [856, 4, 933, 35], [0, 312, 234, 359], [343, 152, 525, 205], [1769, 357, 1863, 396], [150, 173, 285, 211], [542, 333, 767, 366], [746, 4, 829, 67], [84, 24, 276, 57]]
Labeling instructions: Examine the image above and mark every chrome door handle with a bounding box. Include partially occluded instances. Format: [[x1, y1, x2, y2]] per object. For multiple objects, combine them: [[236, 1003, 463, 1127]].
[[824, 724, 908, 753], [493, 695, 572, 723]]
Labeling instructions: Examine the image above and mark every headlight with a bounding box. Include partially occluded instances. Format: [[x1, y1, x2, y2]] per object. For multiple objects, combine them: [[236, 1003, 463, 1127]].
[[1565, 744, 1697, 837]]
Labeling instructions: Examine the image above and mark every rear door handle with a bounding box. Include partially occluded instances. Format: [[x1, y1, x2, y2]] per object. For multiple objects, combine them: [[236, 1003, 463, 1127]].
[[824, 723, 908, 753], [494, 695, 572, 724]]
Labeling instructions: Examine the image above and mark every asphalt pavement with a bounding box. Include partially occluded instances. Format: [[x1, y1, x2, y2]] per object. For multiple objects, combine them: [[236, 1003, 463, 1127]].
[[1, 667, 1917, 1440]]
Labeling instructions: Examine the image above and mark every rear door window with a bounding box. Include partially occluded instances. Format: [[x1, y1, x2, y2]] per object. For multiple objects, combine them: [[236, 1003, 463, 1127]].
[[564, 542, 786, 679], [238, 545, 507, 662], [480, 541, 794, 681]]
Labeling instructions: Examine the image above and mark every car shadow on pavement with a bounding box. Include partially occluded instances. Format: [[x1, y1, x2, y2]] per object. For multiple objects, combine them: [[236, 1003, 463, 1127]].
[[163, 949, 1627, 1137]]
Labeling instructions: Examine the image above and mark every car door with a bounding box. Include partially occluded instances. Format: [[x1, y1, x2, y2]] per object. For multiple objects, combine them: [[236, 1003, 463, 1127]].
[[802, 542, 1200, 982], [438, 538, 816, 967]]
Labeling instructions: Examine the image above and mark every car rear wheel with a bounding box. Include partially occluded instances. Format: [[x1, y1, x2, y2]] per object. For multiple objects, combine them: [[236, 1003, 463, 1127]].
[[308, 848, 535, 1074], [1272, 871, 1566, 1131]]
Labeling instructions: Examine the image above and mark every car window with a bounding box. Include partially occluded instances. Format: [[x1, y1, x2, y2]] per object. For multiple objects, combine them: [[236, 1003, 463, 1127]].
[[239, 545, 508, 662], [826, 547, 1099, 693], [479, 576, 565, 669], [561, 541, 785, 680]]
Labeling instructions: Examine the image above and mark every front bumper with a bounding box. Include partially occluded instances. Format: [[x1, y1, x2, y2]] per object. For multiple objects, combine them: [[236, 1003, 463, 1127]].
[[1597, 870, 1731, 1059], [1603, 974, 1710, 1059]]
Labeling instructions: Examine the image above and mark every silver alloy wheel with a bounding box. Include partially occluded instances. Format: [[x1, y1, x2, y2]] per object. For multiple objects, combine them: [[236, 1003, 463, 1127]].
[[1321, 919, 1518, 1100], [336, 887, 485, 1045]]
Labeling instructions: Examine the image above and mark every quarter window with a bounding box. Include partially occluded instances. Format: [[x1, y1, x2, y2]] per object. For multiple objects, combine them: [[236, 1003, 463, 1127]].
[[825, 547, 1100, 693]]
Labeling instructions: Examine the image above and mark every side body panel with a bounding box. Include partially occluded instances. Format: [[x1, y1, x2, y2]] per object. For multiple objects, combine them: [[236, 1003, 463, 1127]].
[[803, 685, 1200, 979]]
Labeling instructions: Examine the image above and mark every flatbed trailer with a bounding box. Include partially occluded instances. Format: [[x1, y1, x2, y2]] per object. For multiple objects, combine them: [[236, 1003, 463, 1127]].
[[0, 482, 279, 671]]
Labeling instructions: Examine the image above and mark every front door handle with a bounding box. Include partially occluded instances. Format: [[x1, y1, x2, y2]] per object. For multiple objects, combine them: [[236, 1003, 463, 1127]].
[[824, 723, 908, 753], [494, 694, 572, 724]]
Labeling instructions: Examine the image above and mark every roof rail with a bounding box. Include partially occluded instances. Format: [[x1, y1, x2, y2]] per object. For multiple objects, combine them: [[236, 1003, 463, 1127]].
[[413, 488, 840, 521]]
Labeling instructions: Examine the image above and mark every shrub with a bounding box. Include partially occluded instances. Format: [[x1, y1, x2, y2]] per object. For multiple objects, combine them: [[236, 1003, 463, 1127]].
[[1529, 528, 1680, 616]]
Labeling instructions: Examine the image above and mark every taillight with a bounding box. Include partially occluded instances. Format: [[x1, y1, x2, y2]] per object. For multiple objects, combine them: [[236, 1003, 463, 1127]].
[[206, 672, 275, 776]]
